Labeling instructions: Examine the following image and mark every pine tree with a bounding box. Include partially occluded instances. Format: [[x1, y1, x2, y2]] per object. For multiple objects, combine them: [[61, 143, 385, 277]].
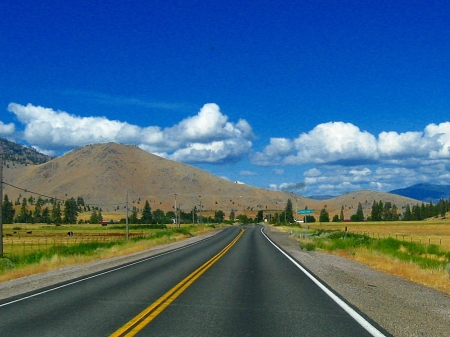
[[64, 198, 78, 224], [141, 200, 152, 224], [340, 206, 344, 222], [256, 210, 264, 223], [2, 195, 15, 224], [403, 204, 412, 221], [285, 199, 294, 223], [319, 208, 330, 222], [51, 201, 62, 224], [129, 207, 139, 224], [355, 202, 364, 221]]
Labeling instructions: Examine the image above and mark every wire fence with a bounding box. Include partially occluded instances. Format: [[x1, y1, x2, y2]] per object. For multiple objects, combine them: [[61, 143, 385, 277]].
[[2, 232, 149, 256]]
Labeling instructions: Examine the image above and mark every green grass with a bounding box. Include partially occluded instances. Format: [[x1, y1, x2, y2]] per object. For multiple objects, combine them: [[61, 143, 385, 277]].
[[0, 227, 194, 273], [303, 229, 450, 270]]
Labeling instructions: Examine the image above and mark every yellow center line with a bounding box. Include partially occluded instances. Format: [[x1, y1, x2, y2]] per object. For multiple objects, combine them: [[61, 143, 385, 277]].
[[110, 228, 245, 337]]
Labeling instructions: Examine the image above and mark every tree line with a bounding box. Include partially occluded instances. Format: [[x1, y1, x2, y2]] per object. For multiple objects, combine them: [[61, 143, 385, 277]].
[[316, 198, 450, 222]]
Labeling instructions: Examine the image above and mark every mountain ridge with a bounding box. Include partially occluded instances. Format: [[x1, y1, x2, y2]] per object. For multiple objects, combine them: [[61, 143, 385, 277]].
[[2, 141, 426, 219]]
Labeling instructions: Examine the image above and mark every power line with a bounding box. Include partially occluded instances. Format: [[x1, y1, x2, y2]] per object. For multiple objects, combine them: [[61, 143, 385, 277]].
[[2, 181, 127, 208]]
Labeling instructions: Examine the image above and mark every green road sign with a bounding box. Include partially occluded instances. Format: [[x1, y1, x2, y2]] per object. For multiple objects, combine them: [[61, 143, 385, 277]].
[[298, 209, 314, 214]]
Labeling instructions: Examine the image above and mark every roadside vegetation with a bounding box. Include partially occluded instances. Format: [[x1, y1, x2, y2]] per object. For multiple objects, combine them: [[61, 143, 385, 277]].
[[284, 221, 450, 294], [0, 223, 220, 282]]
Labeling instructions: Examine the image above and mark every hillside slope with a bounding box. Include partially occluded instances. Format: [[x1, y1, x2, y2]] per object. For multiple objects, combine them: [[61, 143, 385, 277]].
[[3, 142, 423, 219]]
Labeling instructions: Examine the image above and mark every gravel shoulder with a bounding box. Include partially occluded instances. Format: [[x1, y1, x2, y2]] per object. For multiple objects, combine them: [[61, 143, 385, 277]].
[[1, 226, 449, 336]]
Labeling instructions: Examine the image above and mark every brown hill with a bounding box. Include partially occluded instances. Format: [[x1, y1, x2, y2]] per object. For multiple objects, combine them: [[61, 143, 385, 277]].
[[0, 137, 54, 165], [2, 142, 422, 220]]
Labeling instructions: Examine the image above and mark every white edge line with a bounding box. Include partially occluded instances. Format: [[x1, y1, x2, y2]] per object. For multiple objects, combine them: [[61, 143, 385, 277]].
[[261, 227, 386, 337], [0, 232, 220, 308]]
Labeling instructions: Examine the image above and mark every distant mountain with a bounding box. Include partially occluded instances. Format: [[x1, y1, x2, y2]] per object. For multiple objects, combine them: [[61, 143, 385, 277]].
[[0, 137, 54, 165], [389, 183, 450, 203], [2, 141, 423, 219], [307, 195, 335, 201]]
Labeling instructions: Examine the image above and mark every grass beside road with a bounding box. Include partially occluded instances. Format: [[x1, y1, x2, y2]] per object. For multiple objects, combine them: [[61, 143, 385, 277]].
[[278, 221, 450, 295], [0, 223, 220, 282]]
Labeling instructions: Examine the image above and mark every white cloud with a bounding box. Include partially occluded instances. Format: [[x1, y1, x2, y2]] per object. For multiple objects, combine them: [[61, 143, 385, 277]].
[[425, 122, 450, 159], [250, 137, 293, 165], [0, 121, 15, 136], [284, 122, 378, 165], [272, 169, 284, 175], [304, 168, 321, 177], [7, 102, 253, 164], [253, 121, 450, 168]]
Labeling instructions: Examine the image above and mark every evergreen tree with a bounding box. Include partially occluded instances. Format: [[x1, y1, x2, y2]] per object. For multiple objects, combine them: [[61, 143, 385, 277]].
[[340, 205, 344, 222], [129, 207, 139, 224], [332, 214, 340, 222], [319, 208, 330, 222], [391, 204, 399, 221], [16, 197, 30, 223], [42, 207, 51, 224], [371, 200, 381, 221], [285, 199, 294, 223], [354, 202, 364, 221], [256, 210, 264, 223], [33, 203, 42, 223], [2, 195, 15, 224], [141, 200, 152, 224], [403, 204, 412, 221], [51, 201, 62, 224], [64, 198, 78, 224]]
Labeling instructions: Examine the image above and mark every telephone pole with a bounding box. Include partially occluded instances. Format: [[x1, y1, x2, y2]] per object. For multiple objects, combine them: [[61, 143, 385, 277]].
[[0, 156, 3, 257], [126, 189, 129, 241]]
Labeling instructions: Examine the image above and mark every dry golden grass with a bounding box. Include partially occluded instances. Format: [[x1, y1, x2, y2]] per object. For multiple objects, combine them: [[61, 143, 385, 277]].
[[307, 220, 450, 250], [342, 248, 450, 294], [276, 223, 450, 295], [0, 225, 218, 283]]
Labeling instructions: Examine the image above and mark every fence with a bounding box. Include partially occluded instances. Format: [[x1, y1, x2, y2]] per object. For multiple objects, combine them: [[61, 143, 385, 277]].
[[2, 232, 148, 256]]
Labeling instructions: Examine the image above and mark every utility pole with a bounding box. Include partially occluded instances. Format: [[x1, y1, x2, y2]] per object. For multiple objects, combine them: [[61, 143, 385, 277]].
[[0, 155, 3, 257], [126, 189, 129, 241], [174, 194, 177, 227]]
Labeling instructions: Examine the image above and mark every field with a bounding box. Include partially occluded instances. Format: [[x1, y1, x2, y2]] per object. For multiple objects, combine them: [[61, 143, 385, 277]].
[[283, 219, 450, 294], [0, 222, 219, 282], [306, 220, 450, 250]]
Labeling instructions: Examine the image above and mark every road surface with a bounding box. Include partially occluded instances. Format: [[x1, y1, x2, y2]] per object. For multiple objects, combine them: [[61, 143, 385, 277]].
[[0, 225, 388, 336]]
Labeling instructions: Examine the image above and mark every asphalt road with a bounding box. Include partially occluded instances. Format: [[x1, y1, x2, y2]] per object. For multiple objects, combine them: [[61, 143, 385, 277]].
[[0, 225, 387, 336]]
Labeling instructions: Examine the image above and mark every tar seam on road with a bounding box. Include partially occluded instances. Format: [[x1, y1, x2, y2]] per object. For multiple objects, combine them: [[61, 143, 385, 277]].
[[109, 228, 245, 337], [260, 227, 387, 337]]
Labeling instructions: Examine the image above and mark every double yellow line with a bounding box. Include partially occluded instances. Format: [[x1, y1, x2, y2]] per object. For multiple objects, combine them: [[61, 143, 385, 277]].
[[110, 228, 245, 337]]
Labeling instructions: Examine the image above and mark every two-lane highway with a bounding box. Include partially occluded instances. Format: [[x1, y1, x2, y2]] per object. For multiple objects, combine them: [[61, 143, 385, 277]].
[[0, 225, 387, 336]]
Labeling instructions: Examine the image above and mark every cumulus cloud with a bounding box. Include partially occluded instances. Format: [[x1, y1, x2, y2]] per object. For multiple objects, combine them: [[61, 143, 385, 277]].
[[0, 121, 15, 136], [252, 121, 450, 168], [7, 102, 253, 164]]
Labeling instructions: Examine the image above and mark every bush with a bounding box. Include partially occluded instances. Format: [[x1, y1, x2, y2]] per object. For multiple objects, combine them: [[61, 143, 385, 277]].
[[300, 242, 316, 251]]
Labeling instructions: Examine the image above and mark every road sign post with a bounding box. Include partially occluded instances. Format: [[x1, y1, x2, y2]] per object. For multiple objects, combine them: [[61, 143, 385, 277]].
[[297, 209, 314, 225]]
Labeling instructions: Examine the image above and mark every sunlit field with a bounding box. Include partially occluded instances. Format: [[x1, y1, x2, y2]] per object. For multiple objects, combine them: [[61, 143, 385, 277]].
[[0, 223, 220, 282], [306, 220, 450, 250], [278, 220, 450, 295]]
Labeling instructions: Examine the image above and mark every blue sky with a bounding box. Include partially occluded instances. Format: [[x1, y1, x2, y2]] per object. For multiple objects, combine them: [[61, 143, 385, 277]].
[[1, 0, 450, 196]]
